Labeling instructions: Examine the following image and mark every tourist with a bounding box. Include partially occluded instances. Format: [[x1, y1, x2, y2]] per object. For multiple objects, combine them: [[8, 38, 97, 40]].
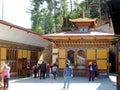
[[46, 63, 50, 78], [52, 64, 58, 79], [33, 65, 38, 78], [39, 61, 46, 79], [88, 62, 95, 81], [63, 64, 73, 89], [1, 62, 10, 90]]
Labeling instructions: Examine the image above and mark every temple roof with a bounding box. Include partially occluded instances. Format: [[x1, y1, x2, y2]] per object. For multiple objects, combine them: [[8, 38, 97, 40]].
[[0, 20, 50, 47], [69, 18, 97, 30], [42, 31, 114, 38], [69, 18, 96, 23], [42, 24, 115, 40]]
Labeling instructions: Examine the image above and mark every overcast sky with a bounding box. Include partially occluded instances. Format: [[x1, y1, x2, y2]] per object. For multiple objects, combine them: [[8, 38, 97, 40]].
[[0, 0, 84, 28]]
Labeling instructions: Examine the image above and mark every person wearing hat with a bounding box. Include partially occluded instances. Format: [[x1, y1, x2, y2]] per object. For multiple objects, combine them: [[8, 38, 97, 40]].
[[88, 61, 95, 81]]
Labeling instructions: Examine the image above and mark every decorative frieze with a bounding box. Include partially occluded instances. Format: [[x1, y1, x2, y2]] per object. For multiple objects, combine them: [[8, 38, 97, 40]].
[[53, 40, 111, 48]]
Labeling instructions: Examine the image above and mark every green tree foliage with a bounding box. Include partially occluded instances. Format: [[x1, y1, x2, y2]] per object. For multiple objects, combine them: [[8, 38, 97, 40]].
[[29, 0, 45, 33], [29, 0, 109, 34]]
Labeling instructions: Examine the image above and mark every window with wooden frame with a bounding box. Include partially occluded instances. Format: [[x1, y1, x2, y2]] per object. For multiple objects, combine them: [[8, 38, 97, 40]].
[[7, 49, 17, 60], [6, 48, 17, 72], [30, 51, 38, 66], [31, 51, 38, 60]]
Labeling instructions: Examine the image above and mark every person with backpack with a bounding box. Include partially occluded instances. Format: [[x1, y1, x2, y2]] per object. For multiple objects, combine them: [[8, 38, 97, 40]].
[[88, 62, 95, 81], [33, 65, 38, 78], [63, 64, 73, 89]]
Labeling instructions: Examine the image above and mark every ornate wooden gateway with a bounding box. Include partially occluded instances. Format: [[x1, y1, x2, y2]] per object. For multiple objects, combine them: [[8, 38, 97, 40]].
[[42, 18, 114, 76]]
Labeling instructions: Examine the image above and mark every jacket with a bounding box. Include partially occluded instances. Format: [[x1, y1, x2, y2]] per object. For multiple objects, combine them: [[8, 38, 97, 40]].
[[63, 67, 72, 77], [1, 65, 10, 79]]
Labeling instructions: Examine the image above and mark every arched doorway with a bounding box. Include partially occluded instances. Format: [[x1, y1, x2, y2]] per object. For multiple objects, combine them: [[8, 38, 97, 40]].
[[67, 49, 86, 69], [77, 50, 86, 69], [67, 50, 75, 65]]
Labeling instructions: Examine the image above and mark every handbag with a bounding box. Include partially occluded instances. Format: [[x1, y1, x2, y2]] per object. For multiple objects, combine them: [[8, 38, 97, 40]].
[[4, 75, 7, 79]]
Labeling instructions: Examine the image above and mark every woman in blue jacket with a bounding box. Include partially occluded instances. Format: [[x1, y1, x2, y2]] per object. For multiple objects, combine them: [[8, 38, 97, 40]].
[[63, 64, 73, 89]]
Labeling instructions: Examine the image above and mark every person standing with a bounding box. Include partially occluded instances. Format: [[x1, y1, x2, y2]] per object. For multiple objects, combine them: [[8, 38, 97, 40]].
[[94, 62, 98, 79], [88, 62, 95, 81], [1, 62, 10, 90], [52, 64, 57, 79], [39, 61, 46, 79], [46, 63, 50, 78], [63, 64, 73, 89], [33, 65, 38, 78]]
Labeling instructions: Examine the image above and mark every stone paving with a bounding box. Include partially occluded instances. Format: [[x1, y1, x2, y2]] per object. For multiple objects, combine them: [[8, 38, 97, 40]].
[[7, 75, 116, 90]]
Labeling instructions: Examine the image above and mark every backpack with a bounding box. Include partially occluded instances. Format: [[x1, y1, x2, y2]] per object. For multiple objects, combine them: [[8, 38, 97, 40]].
[[34, 66, 38, 72]]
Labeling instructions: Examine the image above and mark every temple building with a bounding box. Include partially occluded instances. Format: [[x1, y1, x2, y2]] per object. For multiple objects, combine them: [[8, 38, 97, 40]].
[[0, 20, 49, 77], [42, 18, 115, 76]]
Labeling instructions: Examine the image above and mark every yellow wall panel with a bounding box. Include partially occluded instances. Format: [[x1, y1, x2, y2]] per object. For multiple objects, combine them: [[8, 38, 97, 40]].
[[59, 59, 65, 68], [59, 49, 66, 58], [97, 49, 107, 59], [23, 50, 27, 58], [28, 50, 31, 60], [118, 51, 120, 63], [38, 51, 41, 59], [18, 49, 23, 59], [87, 49, 95, 60], [1, 48, 7, 59], [97, 60, 107, 70]]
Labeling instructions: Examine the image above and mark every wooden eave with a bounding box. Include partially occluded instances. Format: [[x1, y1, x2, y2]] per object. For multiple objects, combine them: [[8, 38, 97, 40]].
[[69, 18, 96, 23], [0, 20, 50, 47], [69, 18, 97, 27], [42, 35, 115, 41], [0, 20, 41, 36], [0, 39, 44, 51]]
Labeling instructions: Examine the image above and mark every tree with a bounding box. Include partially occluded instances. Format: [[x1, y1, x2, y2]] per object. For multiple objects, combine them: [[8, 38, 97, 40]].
[[28, 0, 109, 34], [29, 0, 46, 33]]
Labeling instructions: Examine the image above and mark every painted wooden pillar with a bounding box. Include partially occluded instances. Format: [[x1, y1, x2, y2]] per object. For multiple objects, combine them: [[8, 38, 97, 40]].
[[58, 49, 66, 69], [74, 50, 78, 68], [117, 48, 120, 90]]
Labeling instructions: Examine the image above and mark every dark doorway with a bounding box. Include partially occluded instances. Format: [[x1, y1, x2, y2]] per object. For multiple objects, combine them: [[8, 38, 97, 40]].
[[67, 50, 75, 65], [109, 50, 116, 73]]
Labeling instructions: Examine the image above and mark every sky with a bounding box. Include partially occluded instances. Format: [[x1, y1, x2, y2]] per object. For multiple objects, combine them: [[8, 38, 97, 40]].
[[0, 0, 84, 28]]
